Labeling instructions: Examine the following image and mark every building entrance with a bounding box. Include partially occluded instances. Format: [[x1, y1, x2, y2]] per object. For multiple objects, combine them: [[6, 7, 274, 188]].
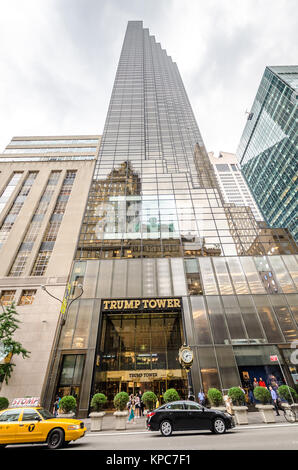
[[91, 301, 188, 408]]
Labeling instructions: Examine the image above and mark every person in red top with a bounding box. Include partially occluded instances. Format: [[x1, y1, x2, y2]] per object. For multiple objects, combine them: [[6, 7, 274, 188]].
[[259, 378, 267, 387]]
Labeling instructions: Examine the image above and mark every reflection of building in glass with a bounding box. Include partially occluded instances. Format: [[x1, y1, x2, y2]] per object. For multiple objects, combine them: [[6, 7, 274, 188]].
[[39, 23, 298, 417], [208, 151, 263, 221], [236, 65, 298, 243]]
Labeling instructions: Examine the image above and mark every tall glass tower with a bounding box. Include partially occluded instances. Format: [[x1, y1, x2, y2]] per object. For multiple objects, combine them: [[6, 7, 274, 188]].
[[237, 66, 298, 242], [42, 22, 298, 417]]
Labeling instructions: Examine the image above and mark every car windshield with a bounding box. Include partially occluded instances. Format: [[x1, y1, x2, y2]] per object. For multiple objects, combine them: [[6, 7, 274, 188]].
[[38, 408, 55, 420]]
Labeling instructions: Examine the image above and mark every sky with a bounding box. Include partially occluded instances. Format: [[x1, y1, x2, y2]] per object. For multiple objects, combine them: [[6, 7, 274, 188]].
[[0, 0, 297, 156]]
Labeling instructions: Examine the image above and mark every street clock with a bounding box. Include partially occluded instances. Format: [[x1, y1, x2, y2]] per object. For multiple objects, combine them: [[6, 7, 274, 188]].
[[179, 345, 194, 369]]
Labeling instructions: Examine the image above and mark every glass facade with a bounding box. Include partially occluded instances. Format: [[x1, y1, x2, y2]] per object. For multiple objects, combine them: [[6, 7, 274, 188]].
[[236, 65, 298, 242], [43, 23, 298, 416]]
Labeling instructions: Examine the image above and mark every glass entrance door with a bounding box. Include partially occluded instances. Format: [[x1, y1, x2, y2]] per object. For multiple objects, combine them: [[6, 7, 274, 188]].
[[92, 309, 188, 408]]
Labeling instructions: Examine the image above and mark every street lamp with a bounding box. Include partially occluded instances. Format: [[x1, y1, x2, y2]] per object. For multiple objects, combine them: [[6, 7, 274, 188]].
[[41, 283, 84, 325], [39, 282, 84, 410]]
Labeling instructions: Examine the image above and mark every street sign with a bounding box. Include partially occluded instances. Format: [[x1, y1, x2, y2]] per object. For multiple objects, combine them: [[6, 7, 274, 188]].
[[270, 355, 278, 362], [11, 397, 40, 407]]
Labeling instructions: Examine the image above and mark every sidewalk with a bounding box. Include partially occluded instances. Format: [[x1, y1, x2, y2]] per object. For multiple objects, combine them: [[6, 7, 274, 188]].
[[81, 411, 292, 433]]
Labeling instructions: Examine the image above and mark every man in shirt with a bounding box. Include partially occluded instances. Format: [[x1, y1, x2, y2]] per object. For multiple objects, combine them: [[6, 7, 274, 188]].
[[269, 386, 280, 416]]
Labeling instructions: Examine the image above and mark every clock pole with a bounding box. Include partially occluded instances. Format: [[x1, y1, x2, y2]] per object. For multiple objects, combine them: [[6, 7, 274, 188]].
[[178, 344, 195, 400]]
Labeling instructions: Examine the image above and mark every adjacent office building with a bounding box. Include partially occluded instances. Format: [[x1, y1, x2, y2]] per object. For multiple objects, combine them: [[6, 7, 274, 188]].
[[0, 135, 100, 401], [236, 65, 298, 242], [208, 151, 263, 221], [39, 22, 298, 417]]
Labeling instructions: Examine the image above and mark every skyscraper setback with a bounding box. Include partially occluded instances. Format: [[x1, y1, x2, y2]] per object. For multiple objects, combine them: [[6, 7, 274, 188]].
[[1, 21, 297, 415]]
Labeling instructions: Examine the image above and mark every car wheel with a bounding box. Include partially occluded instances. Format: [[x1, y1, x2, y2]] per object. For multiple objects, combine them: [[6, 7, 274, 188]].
[[47, 428, 65, 449], [160, 420, 173, 437], [212, 418, 226, 434]]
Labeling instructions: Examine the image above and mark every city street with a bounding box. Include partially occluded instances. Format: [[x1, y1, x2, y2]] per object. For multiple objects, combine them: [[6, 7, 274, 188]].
[[5, 423, 298, 451], [67, 424, 298, 451]]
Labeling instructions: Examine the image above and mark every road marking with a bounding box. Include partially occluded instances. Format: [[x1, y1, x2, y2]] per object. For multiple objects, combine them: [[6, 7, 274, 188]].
[[87, 431, 150, 437], [86, 423, 298, 437], [236, 423, 298, 430]]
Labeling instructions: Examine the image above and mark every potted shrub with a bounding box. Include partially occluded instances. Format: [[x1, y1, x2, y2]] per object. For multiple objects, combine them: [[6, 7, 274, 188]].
[[113, 391, 129, 430], [207, 388, 225, 411], [254, 386, 275, 423], [277, 385, 298, 416], [58, 395, 77, 418], [0, 397, 9, 410], [142, 391, 157, 412], [89, 393, 107, 432], [228, 387, 248, 425], [163, 388, 180, 403]]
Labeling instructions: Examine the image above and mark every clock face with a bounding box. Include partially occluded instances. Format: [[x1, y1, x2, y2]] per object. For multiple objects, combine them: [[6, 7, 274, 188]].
[[181, 349, 193, 363]]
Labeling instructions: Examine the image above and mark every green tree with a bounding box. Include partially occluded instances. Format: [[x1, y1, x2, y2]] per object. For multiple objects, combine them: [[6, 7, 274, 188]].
[[0, 302, 30, 384]]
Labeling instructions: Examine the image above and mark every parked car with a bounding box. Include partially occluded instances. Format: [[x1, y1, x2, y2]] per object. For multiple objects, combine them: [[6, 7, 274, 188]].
[[147, 400, 235, 436], [0, 406, 86, 449]]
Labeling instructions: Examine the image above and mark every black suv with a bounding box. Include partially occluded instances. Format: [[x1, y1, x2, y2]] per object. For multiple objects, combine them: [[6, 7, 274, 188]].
[[147, 400, 235, 436]]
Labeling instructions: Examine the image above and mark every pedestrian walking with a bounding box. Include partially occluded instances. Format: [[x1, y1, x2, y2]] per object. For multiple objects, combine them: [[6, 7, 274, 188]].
[[135, 394, 141, 418], [268, 374, 278, 390], [127, 395, 135, 424], [248, 384, 255, 404], [269, 386, 280, 416], [53, 396, 60, 417], [198, 390, 205, 406], [138, 391, 144, 416]]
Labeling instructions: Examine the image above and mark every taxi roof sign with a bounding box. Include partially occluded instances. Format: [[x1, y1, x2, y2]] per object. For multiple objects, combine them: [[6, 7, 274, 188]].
[[11, 397, 40, 407]]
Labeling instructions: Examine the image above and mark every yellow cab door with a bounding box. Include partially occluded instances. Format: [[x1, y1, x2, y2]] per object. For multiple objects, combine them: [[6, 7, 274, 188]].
[[0, 409, 22, 444], [18, 408, 44, 443]]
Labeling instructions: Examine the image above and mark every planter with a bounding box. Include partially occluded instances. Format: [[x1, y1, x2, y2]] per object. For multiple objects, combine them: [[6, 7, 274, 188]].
[[113, 411, 128, 430], [89, 411, 105, 431], [232, 406, 248, 425], [255, 404, 275, 423], [281, 403, 298, 421], [211, 406, 226, 412], [291, 404, 298, 417]]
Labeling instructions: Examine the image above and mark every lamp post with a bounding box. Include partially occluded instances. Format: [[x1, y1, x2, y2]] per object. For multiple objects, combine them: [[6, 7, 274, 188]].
[[40, 282, 84, 410], [41, 283, 84, 325]]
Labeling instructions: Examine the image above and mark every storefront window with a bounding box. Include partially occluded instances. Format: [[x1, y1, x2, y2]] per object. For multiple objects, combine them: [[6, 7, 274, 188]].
[[234, 345, 288, 389], [185, 259, 203, 295], [213, 258, 234, 295], [237, 295, 266, 343], [253, 296, 284, 343], [269, 256, 296, 293], [206, 296, 229, 344], [57, 354, 85, 401], [222, 296, 247, 342], [191, 296, 212, 345], [197, 347, 221, 391], [226, 257, 250, 294]]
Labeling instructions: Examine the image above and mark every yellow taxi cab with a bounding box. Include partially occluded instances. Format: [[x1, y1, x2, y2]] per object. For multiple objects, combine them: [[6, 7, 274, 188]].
[[0, 400, 86, 449]]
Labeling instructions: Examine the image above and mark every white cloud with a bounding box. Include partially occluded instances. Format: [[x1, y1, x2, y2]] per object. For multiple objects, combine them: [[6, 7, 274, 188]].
[[0, 0, 297, 155]]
